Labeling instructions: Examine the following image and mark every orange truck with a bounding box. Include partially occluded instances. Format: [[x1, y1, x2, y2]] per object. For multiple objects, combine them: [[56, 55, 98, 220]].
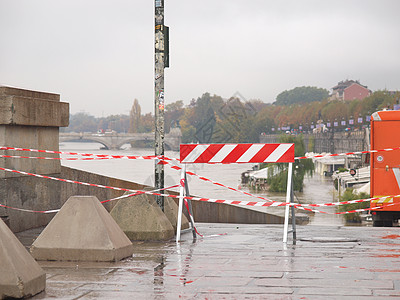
[[370, 110, 400, 226]]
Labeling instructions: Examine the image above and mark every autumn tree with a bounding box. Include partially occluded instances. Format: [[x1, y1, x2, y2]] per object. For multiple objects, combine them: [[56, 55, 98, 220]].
[[66, 112, 98, 133], [181, 93, 220, 143], [129, 99, 141, 133], [165, 100, 184, 133]]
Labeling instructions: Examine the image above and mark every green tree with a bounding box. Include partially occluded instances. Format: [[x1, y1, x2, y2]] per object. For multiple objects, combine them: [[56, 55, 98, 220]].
[[337, 189, 370, 223], [362, 90, 398, 113], [165, 100, 184, 133], [275, 86, 329, 106], [212, 97, 258, 143], [262, 134, 314, 192], [181, 93, 218, 143]]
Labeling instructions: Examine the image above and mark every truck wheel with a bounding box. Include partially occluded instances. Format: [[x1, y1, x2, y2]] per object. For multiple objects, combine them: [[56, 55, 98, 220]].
[[372, 212, 395, 227]]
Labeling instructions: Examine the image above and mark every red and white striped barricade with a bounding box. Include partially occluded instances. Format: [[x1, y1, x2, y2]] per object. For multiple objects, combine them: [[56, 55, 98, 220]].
[[177, 143, 295, 243]]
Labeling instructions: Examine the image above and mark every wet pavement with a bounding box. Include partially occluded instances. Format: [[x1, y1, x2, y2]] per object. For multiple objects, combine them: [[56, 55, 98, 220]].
[[16, 223, 400, 299]]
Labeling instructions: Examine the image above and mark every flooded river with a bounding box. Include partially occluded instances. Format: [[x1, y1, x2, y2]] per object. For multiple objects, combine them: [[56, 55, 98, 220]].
[[60, 142, 344, 225]]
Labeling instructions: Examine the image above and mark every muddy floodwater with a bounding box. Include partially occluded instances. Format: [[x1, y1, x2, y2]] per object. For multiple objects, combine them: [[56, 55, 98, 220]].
[[60, 142, 344, 225]]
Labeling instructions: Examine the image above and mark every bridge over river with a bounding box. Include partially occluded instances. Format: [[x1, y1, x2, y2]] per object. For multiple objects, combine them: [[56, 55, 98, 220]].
[[60, 128, 182, 151]]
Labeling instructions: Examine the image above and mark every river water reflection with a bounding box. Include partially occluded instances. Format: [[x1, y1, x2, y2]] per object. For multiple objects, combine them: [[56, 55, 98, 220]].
[[60, 142, 343, 225]]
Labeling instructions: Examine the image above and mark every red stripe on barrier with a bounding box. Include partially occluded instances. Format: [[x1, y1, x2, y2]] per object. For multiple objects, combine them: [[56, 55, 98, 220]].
[[222, 144, 252, 163], [179, 144, 198, 162], [278, 145, 296, 163], [194, 144, 225, 163], [249, 144, 278, 163]]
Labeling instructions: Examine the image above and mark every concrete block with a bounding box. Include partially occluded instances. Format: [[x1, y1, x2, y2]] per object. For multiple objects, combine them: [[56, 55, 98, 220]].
[[0, 85, 60, 102], [30, 196, 133, 262], [110, 193, 174, 241], [142, 189, 189, 231], [0, 218, 46, 299], [0, 85, 69, 179], [0, 86, 69, 127], [163, 195, 189, 232], [0, 174, 61, 232], [0, 125, 61, 178]]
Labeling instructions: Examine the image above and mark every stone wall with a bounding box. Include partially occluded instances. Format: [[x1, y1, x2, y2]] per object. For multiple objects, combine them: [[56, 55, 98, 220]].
[[0, 86, 69, 178], [260, 129, 370, 154], [0, 86, 69, 231]]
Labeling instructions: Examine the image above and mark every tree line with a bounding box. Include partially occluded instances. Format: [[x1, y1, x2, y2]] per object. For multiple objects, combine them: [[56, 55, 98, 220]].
[[63, 88, 399, 144]]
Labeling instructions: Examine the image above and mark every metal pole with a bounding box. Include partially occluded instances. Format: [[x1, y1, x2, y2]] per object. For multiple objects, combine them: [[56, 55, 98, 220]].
[[283, 162, 293, 243], [155, 0, 165, 210], [176, 164, 185, 243], [184, 171, 197, 240], [290, 174, 296, 244]]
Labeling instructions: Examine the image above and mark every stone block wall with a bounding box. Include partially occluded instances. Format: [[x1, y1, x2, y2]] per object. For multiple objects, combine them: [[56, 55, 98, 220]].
[[0, 86, 69, 230], [260, 130, 370, 154], [0, 86, 69, 178]]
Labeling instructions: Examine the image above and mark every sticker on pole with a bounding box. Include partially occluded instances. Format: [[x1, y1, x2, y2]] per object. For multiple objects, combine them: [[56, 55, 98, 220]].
[[180, 143, 295, 164]]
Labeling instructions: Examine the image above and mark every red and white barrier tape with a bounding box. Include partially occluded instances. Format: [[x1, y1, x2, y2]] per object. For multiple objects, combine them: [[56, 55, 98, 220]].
[[296, 202, 400, 215], [2, 166, 398, 211], [161, 158, 399, 208], [2, 193, 393, 216], [296, 195, 400, 208], [161, 159, 275, 202], [0, 155, 115, 161], [2, 145, 400, 162], [0, 146, 162, 160], [0, 184, 180, 214], [99, 184, 180, 204], [0, 150, 381, 207], [3, 145, 400, 217], [295, 146, 400, 160], [0, 166, 150, 194], [0, 203, 60, 214]]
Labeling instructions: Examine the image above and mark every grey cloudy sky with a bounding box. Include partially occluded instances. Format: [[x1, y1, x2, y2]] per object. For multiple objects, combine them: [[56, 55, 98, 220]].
[[1, 0, 399, 116]]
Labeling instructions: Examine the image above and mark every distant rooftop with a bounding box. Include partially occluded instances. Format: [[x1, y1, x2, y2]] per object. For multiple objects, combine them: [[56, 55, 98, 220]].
[[332, 79, 368, 90]]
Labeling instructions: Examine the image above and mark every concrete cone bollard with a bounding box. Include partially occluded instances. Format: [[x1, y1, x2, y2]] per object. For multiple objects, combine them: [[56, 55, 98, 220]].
[[163, 196, 190, 232], [30, 196, 133, 262], [110, 192, 174, 241], [0, 218, 46, 299], [147, 191, 189, 232]]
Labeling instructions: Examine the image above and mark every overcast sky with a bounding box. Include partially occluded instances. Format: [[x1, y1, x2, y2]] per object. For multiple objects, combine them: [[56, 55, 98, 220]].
[[1, 0, 399, 116]]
